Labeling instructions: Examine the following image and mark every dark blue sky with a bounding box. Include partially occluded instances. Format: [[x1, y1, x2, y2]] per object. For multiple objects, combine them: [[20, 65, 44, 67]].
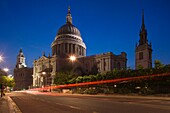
[[0, 0, 170, 74]]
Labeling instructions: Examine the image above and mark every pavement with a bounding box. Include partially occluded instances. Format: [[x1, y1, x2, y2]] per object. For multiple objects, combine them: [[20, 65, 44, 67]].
[[0, 93, 21, 113], [0, 95, 10, 113]]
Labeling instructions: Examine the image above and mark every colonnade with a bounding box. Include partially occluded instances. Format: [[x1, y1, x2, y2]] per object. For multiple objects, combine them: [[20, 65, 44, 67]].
[[53, 43, 86, 56]]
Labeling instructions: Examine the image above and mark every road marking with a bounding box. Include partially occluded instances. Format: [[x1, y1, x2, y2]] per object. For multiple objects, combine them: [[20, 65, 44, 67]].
[[69, 105, 81, 110], [55, 102, 81, 110], [120, 100, 170, 111]]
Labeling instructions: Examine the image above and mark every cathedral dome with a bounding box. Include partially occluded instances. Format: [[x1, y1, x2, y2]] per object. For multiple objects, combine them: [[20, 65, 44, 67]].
[[57, 23, 81, 37], [51, 6, 86, 57]]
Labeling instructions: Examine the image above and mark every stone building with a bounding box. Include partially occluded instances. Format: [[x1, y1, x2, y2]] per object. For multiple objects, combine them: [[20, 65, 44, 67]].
[[13, 49, 33, 90], [135, 11, 152, 69], [32, 7, 127, 87]]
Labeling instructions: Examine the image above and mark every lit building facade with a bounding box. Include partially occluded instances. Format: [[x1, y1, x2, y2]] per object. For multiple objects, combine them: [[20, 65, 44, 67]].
[[32, 7, 127, 87]]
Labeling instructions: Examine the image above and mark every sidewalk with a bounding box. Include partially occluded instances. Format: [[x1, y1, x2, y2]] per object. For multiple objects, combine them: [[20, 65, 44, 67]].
[[0, 96, 10, 113]]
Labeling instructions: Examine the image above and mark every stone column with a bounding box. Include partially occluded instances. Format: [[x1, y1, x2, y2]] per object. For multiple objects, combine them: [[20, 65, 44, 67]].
[[101, 59, 103, 72], [37, 76, 39, 87], [82, 48, 84, 56], [84, 48, 86, 56], [109, 58, 111, 71], [79, 46, 82, 56]]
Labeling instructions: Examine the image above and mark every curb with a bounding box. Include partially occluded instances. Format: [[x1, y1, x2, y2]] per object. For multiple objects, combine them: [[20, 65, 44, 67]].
[[6, 96, 22, 113]]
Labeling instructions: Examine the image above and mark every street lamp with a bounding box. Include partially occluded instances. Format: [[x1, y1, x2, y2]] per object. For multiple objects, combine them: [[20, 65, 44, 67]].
[[42, 72, 46, 75], [8, 74, 13, 78], [3, 68, 9, 72], [69, 55, 76, 62], [0, 56, 2, 62], [42, 71, 51, 92], [42, 72, 47, 87], [69, 55, 76, 67]]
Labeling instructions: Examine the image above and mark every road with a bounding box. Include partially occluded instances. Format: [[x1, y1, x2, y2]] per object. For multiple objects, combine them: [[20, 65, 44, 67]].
[[8, 91, 170, 113]]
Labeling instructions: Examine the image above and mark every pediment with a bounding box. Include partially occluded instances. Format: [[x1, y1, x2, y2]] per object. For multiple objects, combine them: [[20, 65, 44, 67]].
[[37, 56, 49, 62]]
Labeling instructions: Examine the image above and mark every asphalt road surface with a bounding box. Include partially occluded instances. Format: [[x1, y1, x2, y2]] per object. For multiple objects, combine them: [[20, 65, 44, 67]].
[[8, 91, 170, 113]]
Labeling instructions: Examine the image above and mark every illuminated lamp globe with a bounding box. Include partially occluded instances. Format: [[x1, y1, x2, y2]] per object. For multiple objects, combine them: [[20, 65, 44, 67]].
[[3, 68, 9, 72], [69, 56, 76, 62], [0, 56, 3, 62]]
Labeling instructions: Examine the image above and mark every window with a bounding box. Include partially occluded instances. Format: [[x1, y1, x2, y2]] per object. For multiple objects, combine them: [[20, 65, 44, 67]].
[[139, 52, 143, 60], [103, 58, 106, 71], [65, 43, 67, 53], [69, 44, 71, 53], [117, 62, 121, 70], [73, 44, 75, 53]]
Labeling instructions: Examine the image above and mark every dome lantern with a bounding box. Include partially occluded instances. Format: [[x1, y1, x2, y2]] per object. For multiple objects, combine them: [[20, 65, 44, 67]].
[[66, 6, 72, 24]]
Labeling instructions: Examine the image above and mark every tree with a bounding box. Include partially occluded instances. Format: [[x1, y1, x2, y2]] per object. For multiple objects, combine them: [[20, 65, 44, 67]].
[[54, 72, 70, 85], [154, 60, 164, 69], [0, 76, 15, 87], [89, 64, 98, 75], [137, 65, 143, 70]]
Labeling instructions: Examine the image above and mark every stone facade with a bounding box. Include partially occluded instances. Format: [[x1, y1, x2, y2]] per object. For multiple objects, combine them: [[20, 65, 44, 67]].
[[32, 54, 53, 87], [32, 7, 127, 87], [78, 52, 127, 74], [13, 49, 33, 90], [135, 11, 152, 69]]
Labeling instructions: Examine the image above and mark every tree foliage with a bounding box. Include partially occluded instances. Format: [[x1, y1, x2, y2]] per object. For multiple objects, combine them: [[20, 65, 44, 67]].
[[54, 61, 170, 86], [154, 60, 164, 69], [0, 76, 15, 87], [53, 61, 170, 95]]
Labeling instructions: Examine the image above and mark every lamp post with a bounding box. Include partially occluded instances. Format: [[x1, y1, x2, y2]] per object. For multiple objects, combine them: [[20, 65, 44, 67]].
[[0, 56, 3, 97], [0, 83, 3, 97], [1, 67, 9, 97], [42, 72, 46, 87]]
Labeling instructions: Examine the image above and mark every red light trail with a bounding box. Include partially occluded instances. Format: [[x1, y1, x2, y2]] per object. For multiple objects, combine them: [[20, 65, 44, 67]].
[[30, 72, 170, 91]]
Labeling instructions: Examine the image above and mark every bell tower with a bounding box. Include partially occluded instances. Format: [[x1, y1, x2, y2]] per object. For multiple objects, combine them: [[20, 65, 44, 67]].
[[16, 49, 27, 69], [135, 11, 152, 69]]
